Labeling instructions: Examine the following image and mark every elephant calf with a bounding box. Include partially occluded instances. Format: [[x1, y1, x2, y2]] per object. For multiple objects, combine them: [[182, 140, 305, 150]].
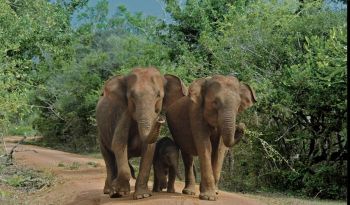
[[152, 137, 182, 193]]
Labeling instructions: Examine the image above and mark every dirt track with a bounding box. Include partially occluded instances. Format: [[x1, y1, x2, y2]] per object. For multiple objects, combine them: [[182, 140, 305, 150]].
[[7, 142, 265, 205]]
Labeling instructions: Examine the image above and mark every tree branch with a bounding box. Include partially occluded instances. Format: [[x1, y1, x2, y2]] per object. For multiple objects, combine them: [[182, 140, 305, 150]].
[[5, 136, 27, 165]]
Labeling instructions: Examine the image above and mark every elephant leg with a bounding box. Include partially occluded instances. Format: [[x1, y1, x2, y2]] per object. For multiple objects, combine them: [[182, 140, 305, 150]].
[[133, 143, 156, 199], [152, 162, 161, 192], [181, 152, 196, 195], [110, 112, 132, 198], [100, 144, 116, 194], [129, 161, 136, 179], [194, 136, 217, 201], [211, 137, 228, 195], [160, 167, 168, 190], [167, 166, 176, 193]]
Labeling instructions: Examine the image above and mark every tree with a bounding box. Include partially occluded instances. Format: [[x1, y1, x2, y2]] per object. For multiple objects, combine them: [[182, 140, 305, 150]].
[[0, 0, 76, 133]]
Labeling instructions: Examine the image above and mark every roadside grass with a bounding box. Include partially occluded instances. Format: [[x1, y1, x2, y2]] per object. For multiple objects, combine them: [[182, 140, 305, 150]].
[[57, 162, 65, 167], [0, 139, 52, 205], [57, 161, 100, 169], [0, 162, 54, 192], [68, 162, 81, 170], [0, 157, 54, 204], [0, 140, 55, 196], [0, 184, 29, 205], [86, 161, 99, 168], [56, 161, 81, 170], [82, 152, 102, 159], [244, 192, 347, 205]]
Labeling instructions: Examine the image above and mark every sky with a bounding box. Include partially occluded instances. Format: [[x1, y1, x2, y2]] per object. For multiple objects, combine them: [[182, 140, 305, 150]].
[[71, 0, 172, 26], [104, 0, 168, 18], [70, 0, 346, 27], [83, 0, 346, 17]]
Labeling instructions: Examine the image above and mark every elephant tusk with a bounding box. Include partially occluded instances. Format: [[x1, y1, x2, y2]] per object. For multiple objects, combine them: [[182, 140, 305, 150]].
[[157, 115, 166, 124]]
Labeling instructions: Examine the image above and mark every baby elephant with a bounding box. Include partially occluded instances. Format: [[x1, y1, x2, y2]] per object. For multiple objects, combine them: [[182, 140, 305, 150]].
[[153, 137, 182, 193]]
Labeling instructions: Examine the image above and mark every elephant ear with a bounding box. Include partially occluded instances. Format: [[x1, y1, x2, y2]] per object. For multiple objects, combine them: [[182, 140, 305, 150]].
[[239, 83, 256, 112], [102, 75, 127, 108], [163, 74, 187, 112], [188, 78, 207, 105]]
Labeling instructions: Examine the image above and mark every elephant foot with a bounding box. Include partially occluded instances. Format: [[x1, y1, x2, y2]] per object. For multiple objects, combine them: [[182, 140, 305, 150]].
[[160, 181, 167, 190], [103, 187, 110, 194], [182, 186, 196, 195], [109, 178, 130, 198], [103, 180, 111, 194], [215, 185, 219, 195], [152, 186, 161, 192], [133, 187, 152, 200], [199, 191, 218, 201], [167, 186, 175, 193]]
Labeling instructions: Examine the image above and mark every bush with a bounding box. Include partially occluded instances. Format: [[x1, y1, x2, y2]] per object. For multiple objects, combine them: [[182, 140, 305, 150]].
[[196, 0, 347, 199], [0, 162, 54, 192]]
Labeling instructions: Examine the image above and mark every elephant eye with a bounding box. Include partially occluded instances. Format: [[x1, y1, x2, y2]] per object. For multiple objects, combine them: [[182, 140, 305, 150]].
[[129, 91, 136, 98], [212, 99, 221, 108], [156, 91, 161, 98]]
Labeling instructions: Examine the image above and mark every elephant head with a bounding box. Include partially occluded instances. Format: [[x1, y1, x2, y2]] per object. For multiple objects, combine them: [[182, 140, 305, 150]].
[[188, 75, 256, 147], [103, 67, 186, 143]]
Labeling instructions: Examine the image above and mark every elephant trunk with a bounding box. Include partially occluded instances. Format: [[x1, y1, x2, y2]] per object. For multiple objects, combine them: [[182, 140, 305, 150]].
[[138, 117, 153, 142], [219, 110, 237, 148], [137, 107, 163, 144], [147, 116, 165, 144]]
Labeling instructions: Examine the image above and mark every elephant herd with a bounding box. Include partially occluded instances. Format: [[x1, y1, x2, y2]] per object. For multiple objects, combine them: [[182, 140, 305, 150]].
[[95, 67, 256, 201]]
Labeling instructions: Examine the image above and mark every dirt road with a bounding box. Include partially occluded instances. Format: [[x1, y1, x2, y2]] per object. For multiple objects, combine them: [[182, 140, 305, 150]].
[[7, 142, 264, 205]]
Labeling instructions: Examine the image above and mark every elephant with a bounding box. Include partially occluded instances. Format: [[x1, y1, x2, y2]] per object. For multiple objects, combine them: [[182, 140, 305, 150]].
[[232, 122, 247, 144], [166, 75, 256, 201], [96, 67, 187, 199], [152, 137, 182, 193]]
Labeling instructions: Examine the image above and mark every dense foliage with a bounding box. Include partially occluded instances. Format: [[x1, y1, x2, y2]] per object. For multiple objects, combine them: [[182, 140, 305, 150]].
[[0, 0, 346, 199]]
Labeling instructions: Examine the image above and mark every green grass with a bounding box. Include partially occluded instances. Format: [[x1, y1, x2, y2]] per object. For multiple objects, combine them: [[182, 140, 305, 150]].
[[86, 161, 99, 168], [0, 136, 6, 156], [245, 192, 347, 205], [67, 162, 81, 170], [7, 124, 37, 136], [0, 189, 11, 198], [0, 188, 19, 205], [6, 175, 25, 187], [0, 162, 54, 192], [57, 161, 99, 169], [82, 152, 102, 159]]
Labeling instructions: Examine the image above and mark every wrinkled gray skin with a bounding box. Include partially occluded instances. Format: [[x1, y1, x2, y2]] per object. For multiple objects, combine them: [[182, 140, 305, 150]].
[[152, 137, 182, 193], [96, 67, 187, 200]]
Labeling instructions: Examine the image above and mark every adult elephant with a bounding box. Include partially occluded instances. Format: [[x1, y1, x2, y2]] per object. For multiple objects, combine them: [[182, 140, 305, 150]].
[[96, 67, 186, 199], [166, 75, 256, 201]]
